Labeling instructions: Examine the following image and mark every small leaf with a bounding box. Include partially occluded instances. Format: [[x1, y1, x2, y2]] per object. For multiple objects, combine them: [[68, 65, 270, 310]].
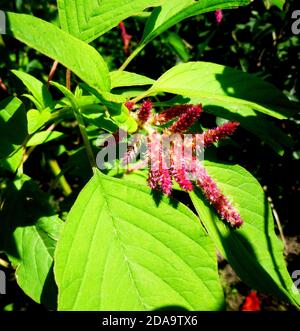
[[0, 97, 23, 123], [167, 32, 190, 62], [0, 148, 23, 173], [190, 161, 300, 307], [110, 71, 155, 89], [12, 70, 54, 110], [55, 170, 224, 310], [27, 109, 51, 135], [0, 97, 27, 159], [50, 81, 78, 109], [26, 131, 64, 147], [268, 0, 285, 10]]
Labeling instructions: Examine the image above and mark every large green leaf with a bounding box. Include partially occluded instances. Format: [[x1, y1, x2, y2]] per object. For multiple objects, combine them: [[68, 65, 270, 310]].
[[206, 104, 293, 155], [189, 161, 300, 307], [166, 96, 293, 155], [120, 1, 251, 68], [0, 176, 64, 308], [57, 0, 164, 43], [142, 1, 251, 46], [6, 12, 110, 92], [55, 170, 224, 310], [146, 62, 299, 119]]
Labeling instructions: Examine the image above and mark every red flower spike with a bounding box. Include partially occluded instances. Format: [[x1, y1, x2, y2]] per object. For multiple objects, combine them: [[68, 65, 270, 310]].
[[195, 163, 243, 228], [203, 121, 240, 147], [215, 10, 223, 24], [125, 101, 135, 111], [168, 105, 202, 133], [160, 167, 173, 196], [148, 169, 161, 190], [171, 166, 193, 192], [155, 104, 192, 125], [137, 100, 152, 124], [241, 291, 261, 311], [147, 132, 173, 195]]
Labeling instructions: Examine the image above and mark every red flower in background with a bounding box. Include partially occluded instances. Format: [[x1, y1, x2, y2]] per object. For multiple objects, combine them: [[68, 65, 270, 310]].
[[215, 10, 223, 24], [119, 21, 132, 55], [241, 291, 261, 311]]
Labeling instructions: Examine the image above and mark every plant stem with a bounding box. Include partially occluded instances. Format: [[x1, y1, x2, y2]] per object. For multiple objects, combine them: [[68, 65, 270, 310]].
[[131, 92, 150, 104], [0, 257, 10, 269], [47, 60, 59, 87], [66, 69, 97, 170], [66, 69, 71, 90], [118, 44, 145, 71], [48, 159, 72, 197], [73, 107, 97, 170]]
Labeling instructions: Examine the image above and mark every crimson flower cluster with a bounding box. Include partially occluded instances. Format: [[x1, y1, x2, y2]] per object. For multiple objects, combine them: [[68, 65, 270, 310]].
[[122, 100, 243, 228]]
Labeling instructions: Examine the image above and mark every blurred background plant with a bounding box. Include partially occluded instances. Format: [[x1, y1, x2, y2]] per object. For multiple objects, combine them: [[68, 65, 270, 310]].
[[0, 0, 299, 311]]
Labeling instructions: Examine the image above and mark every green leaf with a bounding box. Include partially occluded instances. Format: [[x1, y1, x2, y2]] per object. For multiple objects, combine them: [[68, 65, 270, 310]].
[[167, 32, 190, 62], [0, 148, 23, 173], [27, 108, 51, 135], [0, 176, 64, 308], [110, 71, 155, 89], [0, 97, 27, 159], [55, 170, 224, 310], [79, 83, 138, 133], [266, 0, 285, 10], [50, 81, 78, 110], [170, 95, 293, 154], [189, 161, 300, 307], [205, 103, 293, 155], [142, 0, 251, 46], [26, 131, 64, 147], [12, 70, 54, 110], [0, 97, 23, 123], [57, 0, 164, 43], [146, 62, 299, 119], [6, 12, 110, 92]]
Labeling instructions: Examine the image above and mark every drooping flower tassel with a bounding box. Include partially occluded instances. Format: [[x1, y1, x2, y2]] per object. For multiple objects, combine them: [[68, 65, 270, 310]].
[[170, 144, 193, 192], [168, 104, 202, 133], [155, 104, 193, 125], [195, 162, 243, 228], [137, 99, 152, 124], [147, 133, 172, 196], [171, 166, 194, 192], [202, 121, 240, 147]]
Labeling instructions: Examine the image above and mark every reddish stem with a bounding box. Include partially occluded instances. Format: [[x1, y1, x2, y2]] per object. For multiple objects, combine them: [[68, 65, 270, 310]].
[[0, 77, 8, 93], [47, 60, 59, 87]]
